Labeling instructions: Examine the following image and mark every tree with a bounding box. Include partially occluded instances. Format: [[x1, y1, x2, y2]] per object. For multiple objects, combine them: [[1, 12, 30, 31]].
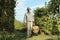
[[0, 0, 15, 33], [34, 0, 60, 34], [34, 7, 52, 34], [48, 0, 60, 34]]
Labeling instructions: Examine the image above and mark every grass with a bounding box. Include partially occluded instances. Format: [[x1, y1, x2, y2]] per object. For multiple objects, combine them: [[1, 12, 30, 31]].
[[0, 32, 15, 40], [0, 30, 60, 40], [14, 29, 60, 40], [14, 19, 24, 30]]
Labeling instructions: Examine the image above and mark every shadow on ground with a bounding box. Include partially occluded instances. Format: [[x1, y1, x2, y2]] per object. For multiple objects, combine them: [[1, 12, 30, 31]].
[[15, 28, 27, 40], [45, 39, 54, 40]]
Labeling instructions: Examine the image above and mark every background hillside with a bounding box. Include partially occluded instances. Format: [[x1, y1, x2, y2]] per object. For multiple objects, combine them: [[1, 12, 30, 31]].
[[14, 20, 24, 30]]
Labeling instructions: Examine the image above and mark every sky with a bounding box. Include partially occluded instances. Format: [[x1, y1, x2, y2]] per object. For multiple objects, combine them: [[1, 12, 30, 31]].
[[14, 0, 50, 22]]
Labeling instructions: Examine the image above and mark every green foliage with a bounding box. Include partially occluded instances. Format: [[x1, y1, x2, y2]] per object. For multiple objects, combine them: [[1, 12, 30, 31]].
[[48, 0, 60, 14], [34, 0, 60, 34], [0, 0, 15, 40], [34, 7, 52, 33], [0, 32, 15, 40], [0, 0, 15, 33]]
